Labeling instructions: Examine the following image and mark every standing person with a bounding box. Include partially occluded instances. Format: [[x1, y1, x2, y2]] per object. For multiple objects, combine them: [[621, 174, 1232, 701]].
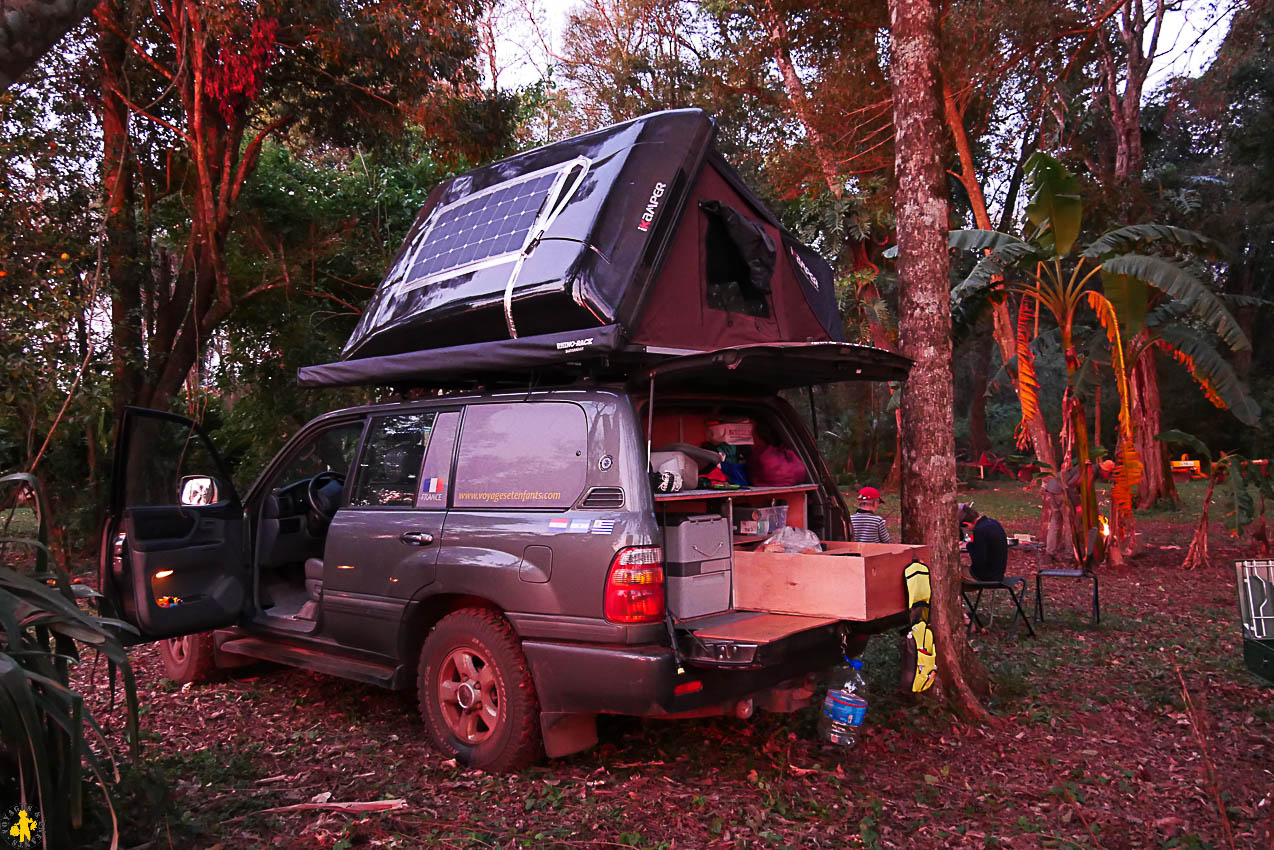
[[851, 486, 891, 543], [958, 503, 1007, 582]]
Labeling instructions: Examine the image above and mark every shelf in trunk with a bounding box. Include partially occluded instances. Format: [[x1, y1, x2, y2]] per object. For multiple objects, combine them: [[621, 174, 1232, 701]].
[[654, 484, 818, 502]]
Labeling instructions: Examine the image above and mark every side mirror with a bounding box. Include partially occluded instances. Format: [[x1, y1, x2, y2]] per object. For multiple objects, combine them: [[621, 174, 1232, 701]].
[[179, 475, 219, 506]]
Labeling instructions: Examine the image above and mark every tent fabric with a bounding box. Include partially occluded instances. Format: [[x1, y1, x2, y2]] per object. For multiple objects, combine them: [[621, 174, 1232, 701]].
[[298, 325, 625, 389], [698, 200, 775, 294], [628, 162, 835, 350], [300, 109, 867, 389]]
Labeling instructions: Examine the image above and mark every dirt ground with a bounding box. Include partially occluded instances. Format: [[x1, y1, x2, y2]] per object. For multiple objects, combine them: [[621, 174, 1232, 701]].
[[75, 514, 1273, 850]]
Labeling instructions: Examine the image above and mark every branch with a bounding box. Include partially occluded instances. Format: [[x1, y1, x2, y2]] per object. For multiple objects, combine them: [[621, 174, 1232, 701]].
[[227, 113, 294, 210], [108, 82, 194, 144]]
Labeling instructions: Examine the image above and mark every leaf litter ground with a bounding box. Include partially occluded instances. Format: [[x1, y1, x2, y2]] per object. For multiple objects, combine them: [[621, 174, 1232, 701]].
[[76, 513, 1272, 849]]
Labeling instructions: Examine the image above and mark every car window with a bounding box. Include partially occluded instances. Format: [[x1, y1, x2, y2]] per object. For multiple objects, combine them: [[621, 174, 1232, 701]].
[[453, 402, 587, 509], [274, 423, 365, 486], [350, 413, 437, 507], [123, 415, 230, 507]]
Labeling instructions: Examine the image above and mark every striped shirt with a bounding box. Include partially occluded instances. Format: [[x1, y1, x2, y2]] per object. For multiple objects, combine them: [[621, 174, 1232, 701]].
[[851, 510, 891, 543]]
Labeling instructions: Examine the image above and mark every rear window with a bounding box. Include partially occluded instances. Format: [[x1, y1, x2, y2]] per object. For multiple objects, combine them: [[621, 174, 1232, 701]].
[[454, 402, 587, 509]]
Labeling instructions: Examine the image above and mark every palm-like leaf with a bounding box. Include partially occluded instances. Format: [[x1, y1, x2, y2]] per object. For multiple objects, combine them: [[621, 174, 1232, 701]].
[[1, 475, 138, 850], [1155, 429, 1212, 463], [1154, 326, 1261, 425], [1101, 254, 1249, 351], [948, 229, 1026, 254], [1086, 291, 1141, 518], [1013, 297, 1040, 450], [1082, 223, 1223, 260], [1023, 152, 1083, 256], [952, 241, 1041, 305]]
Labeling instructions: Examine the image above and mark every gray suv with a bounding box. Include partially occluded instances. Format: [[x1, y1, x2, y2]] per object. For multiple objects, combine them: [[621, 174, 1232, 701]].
[[102, 348, 908, 770]]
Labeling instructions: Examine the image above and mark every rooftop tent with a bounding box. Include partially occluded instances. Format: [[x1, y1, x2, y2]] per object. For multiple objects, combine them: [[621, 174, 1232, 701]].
[[299, 109, 849, 388]]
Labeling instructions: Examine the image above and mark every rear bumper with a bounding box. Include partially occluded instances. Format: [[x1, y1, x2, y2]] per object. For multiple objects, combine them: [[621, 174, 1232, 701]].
[[523, 628, 845, 717]]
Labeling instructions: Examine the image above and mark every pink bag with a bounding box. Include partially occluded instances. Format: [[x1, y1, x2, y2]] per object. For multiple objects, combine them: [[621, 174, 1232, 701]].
[[750, 444, 806, 486]]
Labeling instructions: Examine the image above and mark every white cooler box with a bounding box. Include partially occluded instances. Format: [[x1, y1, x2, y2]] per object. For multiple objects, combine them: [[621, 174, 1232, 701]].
[[662, 514, 732, 619]]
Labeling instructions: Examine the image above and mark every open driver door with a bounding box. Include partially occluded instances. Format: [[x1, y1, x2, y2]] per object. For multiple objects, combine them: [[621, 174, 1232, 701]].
[[100, 407, 250, 643]]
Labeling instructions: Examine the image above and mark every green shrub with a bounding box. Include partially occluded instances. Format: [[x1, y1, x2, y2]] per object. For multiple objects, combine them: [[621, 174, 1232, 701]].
[[0, 472, 139, 849]]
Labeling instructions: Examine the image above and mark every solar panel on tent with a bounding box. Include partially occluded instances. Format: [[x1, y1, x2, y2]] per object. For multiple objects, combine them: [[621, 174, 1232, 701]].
[[397, 170, 562, 292]]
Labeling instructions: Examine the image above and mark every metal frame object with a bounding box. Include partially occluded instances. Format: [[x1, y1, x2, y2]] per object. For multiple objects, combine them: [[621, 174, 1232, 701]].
[[1237, 560, 1273, 640], [1237, 560, 1274, 685]]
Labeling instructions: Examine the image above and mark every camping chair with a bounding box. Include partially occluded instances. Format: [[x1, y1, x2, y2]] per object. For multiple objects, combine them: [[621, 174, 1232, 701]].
[[962, 577, 1036, 638], [1034, 526, 1101, 628]]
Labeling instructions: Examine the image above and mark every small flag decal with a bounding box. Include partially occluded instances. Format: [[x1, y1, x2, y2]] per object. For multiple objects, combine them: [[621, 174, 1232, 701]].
[[549, 518, 570, 530], [569, 519, 591, 533], [424, 477, 445, 493], [591, 520, 615, 534]]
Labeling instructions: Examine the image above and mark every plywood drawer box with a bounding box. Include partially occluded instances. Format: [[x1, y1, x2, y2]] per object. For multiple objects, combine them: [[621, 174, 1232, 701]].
[[731, 542, 930, 621]]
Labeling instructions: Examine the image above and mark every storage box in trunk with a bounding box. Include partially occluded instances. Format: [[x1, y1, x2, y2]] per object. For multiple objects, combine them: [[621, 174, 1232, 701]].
[[731, 542, 928, 622], [662, 514, 731, 619]]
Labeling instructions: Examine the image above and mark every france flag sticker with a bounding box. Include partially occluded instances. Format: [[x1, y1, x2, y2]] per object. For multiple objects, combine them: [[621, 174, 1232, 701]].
[[423, 478, 445, 493]]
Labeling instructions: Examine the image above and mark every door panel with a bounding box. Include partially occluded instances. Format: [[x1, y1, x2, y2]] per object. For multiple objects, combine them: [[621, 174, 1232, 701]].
[[319, 410, 453, 649], [104, 407, 249, 641]]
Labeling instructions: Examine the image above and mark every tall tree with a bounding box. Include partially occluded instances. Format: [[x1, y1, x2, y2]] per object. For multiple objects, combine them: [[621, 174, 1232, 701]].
[[0, 0, 98, 88], [889, 0, 988, 719], [95, 0, 481, 412]]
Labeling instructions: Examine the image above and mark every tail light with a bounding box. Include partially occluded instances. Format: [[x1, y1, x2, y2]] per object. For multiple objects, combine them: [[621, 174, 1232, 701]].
[[604, 546, 665, 624]]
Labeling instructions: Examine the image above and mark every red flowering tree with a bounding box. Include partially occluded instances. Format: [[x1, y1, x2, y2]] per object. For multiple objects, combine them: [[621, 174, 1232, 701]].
[[94, 0, 480, 413]]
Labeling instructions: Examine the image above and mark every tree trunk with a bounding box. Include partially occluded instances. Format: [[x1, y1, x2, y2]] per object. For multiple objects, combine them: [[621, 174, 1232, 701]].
[[0, 0, 101, 89], [967, 316, 992, 461], [97, 0, 147, 422], [889, 0, 989, 720], [1131, 342, 1176, 507]]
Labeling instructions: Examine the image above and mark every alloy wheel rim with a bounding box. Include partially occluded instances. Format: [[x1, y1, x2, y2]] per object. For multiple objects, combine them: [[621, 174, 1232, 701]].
[[167, 636, 190, 664], [437, 647, 501, 744]]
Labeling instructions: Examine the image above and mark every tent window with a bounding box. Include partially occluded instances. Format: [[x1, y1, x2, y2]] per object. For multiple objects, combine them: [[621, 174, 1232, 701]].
[[701, 200, 773, 318]]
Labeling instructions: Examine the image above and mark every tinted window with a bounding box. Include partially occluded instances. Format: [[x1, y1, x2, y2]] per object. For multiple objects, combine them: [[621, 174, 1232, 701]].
[[275, 423, 365, 486], [454, 403, 586, 509], [351, 413, 436, 507], [123, 416, 230, 507]]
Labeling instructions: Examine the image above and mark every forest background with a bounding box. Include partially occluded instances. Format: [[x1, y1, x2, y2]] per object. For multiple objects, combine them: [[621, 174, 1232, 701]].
[[3, 0, 1272, 552]]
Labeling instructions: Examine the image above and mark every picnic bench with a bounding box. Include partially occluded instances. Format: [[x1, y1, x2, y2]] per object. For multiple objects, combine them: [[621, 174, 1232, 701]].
[[1171, 455, 1208, 480]]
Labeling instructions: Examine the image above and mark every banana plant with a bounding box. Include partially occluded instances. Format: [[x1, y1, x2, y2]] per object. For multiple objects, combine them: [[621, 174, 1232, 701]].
[[948, 153, 1254, 563], [1157, 431, 1274, 569], [0, 473, 139, 850]]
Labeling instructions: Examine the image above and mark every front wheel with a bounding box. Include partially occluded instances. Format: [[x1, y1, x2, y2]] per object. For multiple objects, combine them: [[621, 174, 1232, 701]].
[[158, 632, 216, 684], [417, 609, 542, 771]]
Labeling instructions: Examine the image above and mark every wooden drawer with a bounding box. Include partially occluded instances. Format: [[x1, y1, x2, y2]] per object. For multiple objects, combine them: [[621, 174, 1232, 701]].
[[731, 542, 930, 621]]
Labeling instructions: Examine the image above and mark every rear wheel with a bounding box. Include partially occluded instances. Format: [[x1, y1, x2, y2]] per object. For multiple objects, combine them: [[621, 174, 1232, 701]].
[[417, 609, 542, 771], [158, 632, 216, 684]]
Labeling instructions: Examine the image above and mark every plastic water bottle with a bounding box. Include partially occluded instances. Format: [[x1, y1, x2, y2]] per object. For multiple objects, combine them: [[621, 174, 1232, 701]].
[[818, 658, 867, 747]]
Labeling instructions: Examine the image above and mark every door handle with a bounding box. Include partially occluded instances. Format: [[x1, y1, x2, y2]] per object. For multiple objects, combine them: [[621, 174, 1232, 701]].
[[400, 531, 435, 546]]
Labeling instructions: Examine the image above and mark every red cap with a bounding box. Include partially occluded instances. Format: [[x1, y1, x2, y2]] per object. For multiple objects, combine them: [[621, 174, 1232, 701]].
[[857, 486, 882, 500]]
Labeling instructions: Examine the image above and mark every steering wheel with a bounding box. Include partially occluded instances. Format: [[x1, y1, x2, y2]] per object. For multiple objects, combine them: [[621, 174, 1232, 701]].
[[306, 470, 346, 524]]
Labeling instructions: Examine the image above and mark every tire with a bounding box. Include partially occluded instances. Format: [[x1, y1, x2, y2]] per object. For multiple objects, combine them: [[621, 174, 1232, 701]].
[[158, 632, 217, 684], [417, 608, 543, 771]]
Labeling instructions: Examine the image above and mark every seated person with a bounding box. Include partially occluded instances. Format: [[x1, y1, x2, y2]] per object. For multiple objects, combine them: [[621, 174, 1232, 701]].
[[958, 503, 1007, 583]]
